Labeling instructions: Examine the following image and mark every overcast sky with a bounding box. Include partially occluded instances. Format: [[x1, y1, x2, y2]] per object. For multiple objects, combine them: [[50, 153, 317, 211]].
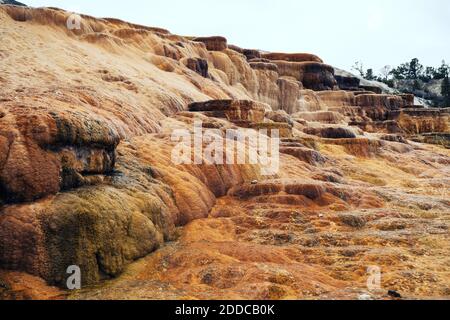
[[24, 0, 450, 73]]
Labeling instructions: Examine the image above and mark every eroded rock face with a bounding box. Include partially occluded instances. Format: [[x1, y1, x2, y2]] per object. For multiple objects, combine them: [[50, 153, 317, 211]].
[[275, 77, 300, 113], [303, 126, 358, 139], [228, 45, 261, 60], [274, 61, 337, 91], [356, 94, 405, 110], [249, 62, 279, 72], [380, 134, 407, 144], [398, 94, 415, 106], [0, 102, 120, 203], [0, 134, 263, 286], [335, 74, 360, 91], [189, 100, 267, 124], [0, 181, 173, 286], [0, 6, 449, 299], [249, 122, 293, 138], [280, 147, 326, 166], [360, 85, 382, 94], [317, 90, 355, 108], [294, 111, 345, 124], [262, 52, 323, 63], [265, 110, 294, 126], [397, 109, 449, 134], [193, 36, 228, 51], [323, 138, 384, 157], [0, 271, 63, 300], [412, 132, 450, 148], [181, 57, 209, 78]]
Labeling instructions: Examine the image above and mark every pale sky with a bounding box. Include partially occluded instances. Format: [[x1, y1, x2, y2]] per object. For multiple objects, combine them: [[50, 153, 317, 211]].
[[24, 0, 450, 73]]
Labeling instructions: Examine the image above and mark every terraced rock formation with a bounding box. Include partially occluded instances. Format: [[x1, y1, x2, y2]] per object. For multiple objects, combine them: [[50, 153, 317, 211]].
[[0, 6, 449, 300]]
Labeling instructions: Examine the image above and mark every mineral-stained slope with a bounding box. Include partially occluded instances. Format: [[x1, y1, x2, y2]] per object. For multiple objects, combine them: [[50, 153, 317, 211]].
[[0, 6, 449, 300]]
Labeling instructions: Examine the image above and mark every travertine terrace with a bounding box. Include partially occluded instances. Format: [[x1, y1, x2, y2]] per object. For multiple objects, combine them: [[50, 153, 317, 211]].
[[0, 5, 449, 300]]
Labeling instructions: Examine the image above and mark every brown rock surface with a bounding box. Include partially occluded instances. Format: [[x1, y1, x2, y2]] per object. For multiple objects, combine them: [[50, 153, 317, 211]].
[[276, 77, 303, 114], [249, 62, 279, 72], [0, 134, 262, 286], [317, 90, 356, 108], [356, 94, 405, 110], [249, 122, 293, 138], [294, 111, 345, 124], [280, 147, 327, 166], [228, 45, 262, 60], [265, 110, 294, 126], [303, 126, 358, 139], [0, 271, 64, 300], [181, 57, 209, 78], [262, 52, 323, 63], [335, 74, 361, 91], [274, 61, 337, 91], [189, 100, 267, 124], [398, 94, 415, 106], [0, 6, 449, 300], [0, 97, 120, 203], [193, 36, 228, 51]]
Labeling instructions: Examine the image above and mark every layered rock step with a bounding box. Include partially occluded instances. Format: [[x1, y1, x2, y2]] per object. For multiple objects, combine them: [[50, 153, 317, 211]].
[[188, 100, 267, 124], [192, 36, 227, 51], [181, 57, 209, 78], [303, 126, 359, 139], [228, 44, 262, 60], [299, 90, 449, 137], [349, 105, 449, 134], [226, 178, 381, 210], [188, 100, 293, 137], [280, 145, 326, 166], [355, 94, 405, 110], [334, 74, 360, 91], [238, 51, 337, 91], [293, 111, 346, 124], [411, 132, 450, 148], [246, 122, 293, 138], [398, 94, 415, 106], [261, 52, 323, 63], [395, 108, 450, 134], [271, 61, 337, 91], [334, 69, 385, 94]]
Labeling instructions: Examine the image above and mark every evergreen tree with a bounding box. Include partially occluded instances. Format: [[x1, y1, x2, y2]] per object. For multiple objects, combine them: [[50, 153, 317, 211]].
[[408, 58, 423, 79], [390, 62, 409, 80], [441, 76, 450, 107], [422, 67, 436, 82], [436, 61, 449, 80], [365, 69, 375, 80], [413, 79, 422, 92]]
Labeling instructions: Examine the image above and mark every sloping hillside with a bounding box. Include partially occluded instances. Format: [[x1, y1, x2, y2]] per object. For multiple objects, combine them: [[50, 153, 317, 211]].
[[0, 6, 449, 300]]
